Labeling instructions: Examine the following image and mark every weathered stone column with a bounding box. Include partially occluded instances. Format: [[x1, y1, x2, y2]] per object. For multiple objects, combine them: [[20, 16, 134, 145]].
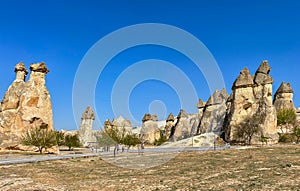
[[78, 106, 95, 146]]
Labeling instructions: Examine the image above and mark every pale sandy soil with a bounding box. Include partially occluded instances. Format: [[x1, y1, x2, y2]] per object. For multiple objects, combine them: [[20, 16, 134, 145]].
[[0, 144, 299, 190]]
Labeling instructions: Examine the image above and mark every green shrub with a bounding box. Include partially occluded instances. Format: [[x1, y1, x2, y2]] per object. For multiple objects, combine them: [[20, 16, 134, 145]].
[[154, 130, 169, 146], [65, 134, 81, 151], [97, 131, 115, 147], [22, 124, 57, 154], [55, 131, 65, 147], [278, 133, 289, 143], [122, 134, 140, 149], [277, 109, 296, 126]]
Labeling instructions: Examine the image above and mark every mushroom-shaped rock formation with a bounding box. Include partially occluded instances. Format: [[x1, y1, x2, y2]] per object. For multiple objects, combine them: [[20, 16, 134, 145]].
[[14, 62, 28, 82], [273, 82, 295, 111], [78, 106, 96, 146], [197, 89, 227, 135], [0, 62, 55, 151], [223, 61, 278, 144], [232, 68, 254, 89], [254, 60, 274, 85], [166, 112, 175, 122]]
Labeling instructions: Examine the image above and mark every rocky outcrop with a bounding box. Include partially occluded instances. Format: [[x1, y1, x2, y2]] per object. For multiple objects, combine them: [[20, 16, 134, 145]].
[[0, 62, 54, 148], [273, 82, 295, 111], [170, 109, 198, 141], [165, 113, 175, 138], [104, 115, 133, 144], [197, 99, 205, 116], [296, 108, 300, 122], [78, 106, 95, 146], [223, 61, 278, 144], [140, 114, 160, 144], [197, 89, 228, 135]]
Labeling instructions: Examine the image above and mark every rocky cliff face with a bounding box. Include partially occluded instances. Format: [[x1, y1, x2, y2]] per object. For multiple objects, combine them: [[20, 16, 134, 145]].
[[169, 109, 198, 141], [0, 62, 54, 148], [223, 61, 278, 144], [104, 115, 133, 143], [197, 89, 228, 135], [78, 106, 95, 146], [273, 82, 295, 111], [165, 112, 175, 138]]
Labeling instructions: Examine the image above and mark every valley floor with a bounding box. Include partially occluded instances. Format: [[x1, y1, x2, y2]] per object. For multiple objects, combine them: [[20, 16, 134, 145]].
[[0, 144, 299, 190]]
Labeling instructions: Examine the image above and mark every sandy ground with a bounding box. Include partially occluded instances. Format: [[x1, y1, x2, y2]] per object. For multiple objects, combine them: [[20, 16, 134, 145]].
[[0, 144, 299, 190]]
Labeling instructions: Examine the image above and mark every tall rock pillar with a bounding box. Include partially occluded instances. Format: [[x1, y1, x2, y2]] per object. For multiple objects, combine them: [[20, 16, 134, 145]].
[[223, 61, 278, 144], [78, 106, 95, 146], [0, 62, 54, 148]]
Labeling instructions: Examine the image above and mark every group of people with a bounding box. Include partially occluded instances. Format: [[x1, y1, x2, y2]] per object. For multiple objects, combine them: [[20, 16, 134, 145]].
[[113, 143, 145, 157]]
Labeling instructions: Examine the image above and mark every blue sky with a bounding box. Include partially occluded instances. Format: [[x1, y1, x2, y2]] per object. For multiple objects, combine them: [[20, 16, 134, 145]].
[[0, 0, 299, 130]]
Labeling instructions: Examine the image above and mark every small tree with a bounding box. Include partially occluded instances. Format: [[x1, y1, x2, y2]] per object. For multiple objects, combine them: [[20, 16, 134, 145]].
[[22, 124, 57, 154], [65, 134, 81, 151], [55, 131, 65, 147], [235, 99, 269, 145], [97, 131, 115, 147], [122, 134, 140, 150], [277, 109, 296, 126], [106, 127, 126, 144], [235, 116, 262, 145]]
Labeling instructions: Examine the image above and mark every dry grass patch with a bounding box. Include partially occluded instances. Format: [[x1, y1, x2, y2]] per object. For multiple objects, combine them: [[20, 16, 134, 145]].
[[0, 145, 299, 190]]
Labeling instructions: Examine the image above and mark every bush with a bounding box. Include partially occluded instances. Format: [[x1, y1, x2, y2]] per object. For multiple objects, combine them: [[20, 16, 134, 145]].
[[122, 134, 140, 149], [277, 133, 299, 143], [154, 130, 169, 146], [55, 131, 65, 147], [278, 133, 289, 143], [22, 124, 57, 154], [277, 109, 296, 126], [106, 127, 125, 143], [65, 134, 81, 151], [235, 115, 262, 145], [97, 131, 115, 147]]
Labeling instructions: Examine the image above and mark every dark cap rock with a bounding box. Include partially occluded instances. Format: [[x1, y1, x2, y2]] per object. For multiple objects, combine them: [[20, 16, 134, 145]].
[[256, 60, 271, 74], [232, 68, 254, 89], [197, 99, 205, 108], [206, 90, 226, 106], [275, 82, 294, 94], [166, 112, 175, 122], [30, 62, 49, 73], [14, 62, 28, 75], [177, 109, 189, 119], [254, 60, 274, 85], [81, 106, 95, 120]]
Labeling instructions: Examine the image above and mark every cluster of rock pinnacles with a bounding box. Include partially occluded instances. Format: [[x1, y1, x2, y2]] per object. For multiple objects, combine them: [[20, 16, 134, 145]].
[[0, 60, 297, 150], [0, 62, 53, 149], [105, 60, 296, 145]]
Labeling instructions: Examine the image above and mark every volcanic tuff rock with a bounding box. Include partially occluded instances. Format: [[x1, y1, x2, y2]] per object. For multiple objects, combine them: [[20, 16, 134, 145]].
[[197, 89, 228, 135], [170, 109, 198, 141], [232, 68, 254, 89], [296, 108, 300, 122], [165, 112, 175, 138], [0, 62, 54, 149], [197, 99, 205, 119], [78, 106, 96, 146], [223, 60, 278, 144], [273, 82, 295, 111], [140, 114, 160, 144], [104, 115, 133, 140]]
